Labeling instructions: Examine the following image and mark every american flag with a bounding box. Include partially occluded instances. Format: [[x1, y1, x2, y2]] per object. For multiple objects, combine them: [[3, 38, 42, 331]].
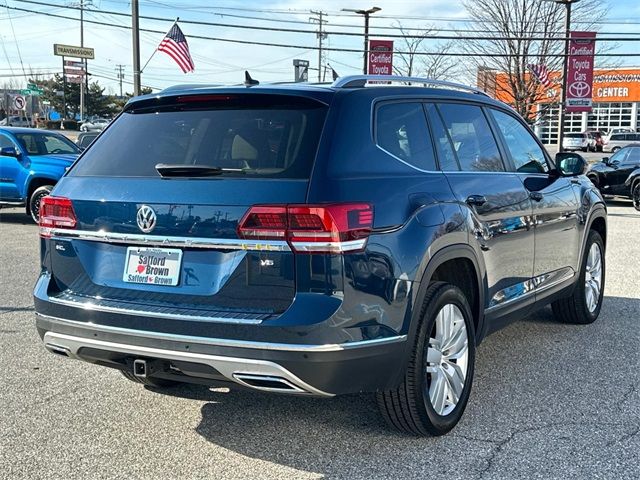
[[527, 63, 551, 88], [158, 23, 195, 73]]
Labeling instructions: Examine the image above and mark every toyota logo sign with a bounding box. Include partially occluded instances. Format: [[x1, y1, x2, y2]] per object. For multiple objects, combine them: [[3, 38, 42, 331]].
[[568, 81, 591, 98], [136, 205, 157, 233]]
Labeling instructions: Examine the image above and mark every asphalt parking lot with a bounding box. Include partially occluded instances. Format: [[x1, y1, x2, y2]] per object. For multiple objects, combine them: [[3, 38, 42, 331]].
[[0, 200, 638, 480]]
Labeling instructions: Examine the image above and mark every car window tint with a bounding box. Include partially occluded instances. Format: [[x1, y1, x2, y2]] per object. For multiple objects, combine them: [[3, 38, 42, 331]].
[[623, 147, 640, 164], [425, 104, 459, 171], [436, 103, 504, 172], [0, 134, 15, 149], [70, 96, 327, 178], [610, 134, 623, 141], [375, 102, 436, 171], [609, 149, 628, 164], [490, 109, 549, 173], [42, 135, 77, 155]]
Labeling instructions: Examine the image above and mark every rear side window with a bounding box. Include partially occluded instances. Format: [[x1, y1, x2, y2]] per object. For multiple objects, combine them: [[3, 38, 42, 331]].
[[375, 102, 436, 171], [610, 134, 623, 141], [70, 95, 327, 178], [490, 109, 548, 173], [432, 103, 505, 172]]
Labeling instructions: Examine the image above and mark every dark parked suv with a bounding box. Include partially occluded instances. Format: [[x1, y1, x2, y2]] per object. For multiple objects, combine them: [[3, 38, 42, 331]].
[[34, 75, 607, 436]]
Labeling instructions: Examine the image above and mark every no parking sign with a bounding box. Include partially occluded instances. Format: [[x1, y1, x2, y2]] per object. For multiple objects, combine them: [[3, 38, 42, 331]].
[[13, 95, 26, 110]]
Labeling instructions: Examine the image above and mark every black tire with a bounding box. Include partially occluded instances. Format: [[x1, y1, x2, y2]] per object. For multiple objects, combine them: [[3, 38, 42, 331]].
[[28, 185, 54, 223], [552, 230, 605, 324], [612, 147, 621, 153], [120, 370, 182, 388], [632, 182, 640, 212], [377, 282, 476, 436]]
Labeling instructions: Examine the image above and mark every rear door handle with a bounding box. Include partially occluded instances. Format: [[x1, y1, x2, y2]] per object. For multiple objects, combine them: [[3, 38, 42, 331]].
[[529, 192, 544, 202], [466, 195, 487, 207]]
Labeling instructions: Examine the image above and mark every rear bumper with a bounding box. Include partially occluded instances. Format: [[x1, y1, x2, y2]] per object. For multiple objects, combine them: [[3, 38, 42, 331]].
[[36, 312, 408, 396]]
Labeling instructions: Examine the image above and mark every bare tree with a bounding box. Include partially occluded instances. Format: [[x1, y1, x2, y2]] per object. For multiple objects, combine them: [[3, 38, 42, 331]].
[[393, 23, 459, 81], [459, 0, 609, 122]]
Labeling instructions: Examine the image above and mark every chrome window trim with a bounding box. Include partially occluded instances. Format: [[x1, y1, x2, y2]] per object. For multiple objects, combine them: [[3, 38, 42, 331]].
[[46, 295, 265, 325], [44, 228, 291, 252], [36, 312, 408, 352]]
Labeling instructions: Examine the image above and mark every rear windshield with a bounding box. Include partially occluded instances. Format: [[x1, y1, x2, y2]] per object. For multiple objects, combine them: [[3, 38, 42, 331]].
[[70, 95, 327, 178]]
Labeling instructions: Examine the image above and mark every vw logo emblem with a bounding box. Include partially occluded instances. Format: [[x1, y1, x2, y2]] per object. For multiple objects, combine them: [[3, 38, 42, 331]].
[[136, 205, 157, 233], [568, 81, 591, 98]]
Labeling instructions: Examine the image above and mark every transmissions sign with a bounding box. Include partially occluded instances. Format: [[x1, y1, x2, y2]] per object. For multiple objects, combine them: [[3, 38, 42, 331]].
[[53, 44, 95, 59]]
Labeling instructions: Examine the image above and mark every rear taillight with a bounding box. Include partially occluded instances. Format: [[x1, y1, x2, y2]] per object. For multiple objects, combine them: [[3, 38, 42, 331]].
[[237, 203, 373, 253], [39, 196, 77, 237]]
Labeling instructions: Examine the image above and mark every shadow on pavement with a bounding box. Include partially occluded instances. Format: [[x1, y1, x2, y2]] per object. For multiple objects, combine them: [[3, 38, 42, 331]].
[[190, 295, 639, 477], [0, 209, 32, 226]]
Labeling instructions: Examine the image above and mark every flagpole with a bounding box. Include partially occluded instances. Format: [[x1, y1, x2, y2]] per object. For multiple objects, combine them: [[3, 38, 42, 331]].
[[140, 18, 179, 75]]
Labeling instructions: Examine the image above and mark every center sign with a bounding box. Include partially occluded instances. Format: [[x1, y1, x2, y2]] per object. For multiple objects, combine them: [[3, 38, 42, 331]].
[[565, 31, 597, 113]]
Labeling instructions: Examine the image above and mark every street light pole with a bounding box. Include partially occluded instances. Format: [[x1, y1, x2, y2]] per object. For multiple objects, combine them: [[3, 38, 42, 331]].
[[555, 0, 580, 152], [132, 0, 142, 96], [342, 7, 381, 74]]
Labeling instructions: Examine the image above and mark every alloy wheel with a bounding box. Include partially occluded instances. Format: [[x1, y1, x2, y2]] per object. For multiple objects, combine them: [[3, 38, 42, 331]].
[[585, 243, 603, 313], [425, 303, 469, 416]]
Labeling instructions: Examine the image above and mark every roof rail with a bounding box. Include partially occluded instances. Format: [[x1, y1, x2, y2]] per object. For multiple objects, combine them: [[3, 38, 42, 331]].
[[331, 75, 488, 96]]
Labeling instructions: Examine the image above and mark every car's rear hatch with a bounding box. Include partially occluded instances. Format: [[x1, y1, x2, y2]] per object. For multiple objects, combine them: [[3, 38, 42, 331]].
[[41, 91, 331, 324]]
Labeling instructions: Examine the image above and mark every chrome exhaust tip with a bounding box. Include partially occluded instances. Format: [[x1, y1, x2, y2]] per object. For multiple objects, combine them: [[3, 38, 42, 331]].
[[45, 343, 71, 357], [232, 373, 309, 394]]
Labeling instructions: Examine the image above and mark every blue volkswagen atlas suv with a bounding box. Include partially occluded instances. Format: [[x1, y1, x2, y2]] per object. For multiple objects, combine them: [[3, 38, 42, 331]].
[[34, 75, 607, 436]]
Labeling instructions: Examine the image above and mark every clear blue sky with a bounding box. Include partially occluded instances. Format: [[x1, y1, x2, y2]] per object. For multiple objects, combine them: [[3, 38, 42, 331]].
[[1, 0, 639, 93]]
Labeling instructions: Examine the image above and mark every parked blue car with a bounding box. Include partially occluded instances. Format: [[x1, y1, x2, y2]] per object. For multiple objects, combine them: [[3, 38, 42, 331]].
[[0, 127, 79, 221]]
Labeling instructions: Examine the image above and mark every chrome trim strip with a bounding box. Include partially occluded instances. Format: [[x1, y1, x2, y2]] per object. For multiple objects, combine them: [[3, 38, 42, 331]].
[[43, 228, 291, 252], [47, 296, 265, 325], [486, 268, 575, 313], [36, 312, 408, 352], [43, 332, 333, 397], [290, 238, 367, 253]]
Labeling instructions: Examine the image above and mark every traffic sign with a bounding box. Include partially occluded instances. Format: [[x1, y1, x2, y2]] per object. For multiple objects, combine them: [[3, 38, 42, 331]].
[[13, 95, 26, 110], [20, 88, 43, 96], [53, 43, 95, 59]]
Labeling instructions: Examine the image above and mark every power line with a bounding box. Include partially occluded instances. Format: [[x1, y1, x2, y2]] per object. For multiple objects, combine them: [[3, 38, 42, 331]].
[[15, 0, 640, 42], [3, 2, 28, 80], [5, 4, 640, 58]]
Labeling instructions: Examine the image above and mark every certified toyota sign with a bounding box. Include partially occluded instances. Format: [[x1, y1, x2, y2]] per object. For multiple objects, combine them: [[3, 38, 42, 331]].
[[565, 32, 597, 113]]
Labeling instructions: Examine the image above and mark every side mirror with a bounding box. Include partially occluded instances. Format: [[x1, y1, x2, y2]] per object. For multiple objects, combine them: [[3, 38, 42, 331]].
[[601, 157, 609, 164], [0, 146, 19, 158], [555, 152, 587, 177]]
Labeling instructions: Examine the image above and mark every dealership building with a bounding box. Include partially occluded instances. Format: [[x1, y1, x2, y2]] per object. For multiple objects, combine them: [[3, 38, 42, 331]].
[[479, 67, 640, 144]]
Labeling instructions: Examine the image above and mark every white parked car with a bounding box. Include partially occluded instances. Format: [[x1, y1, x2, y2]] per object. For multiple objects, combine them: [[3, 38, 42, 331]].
[[79, 118, 110, 132], [562, 132, 590, 152]]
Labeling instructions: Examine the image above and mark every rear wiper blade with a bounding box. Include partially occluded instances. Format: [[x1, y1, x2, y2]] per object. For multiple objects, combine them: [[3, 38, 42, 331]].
[[155, 164, 246, 177]]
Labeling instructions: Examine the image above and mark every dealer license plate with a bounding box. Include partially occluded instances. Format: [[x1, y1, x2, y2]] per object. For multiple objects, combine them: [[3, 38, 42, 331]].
[[123, 247, 182, 286]]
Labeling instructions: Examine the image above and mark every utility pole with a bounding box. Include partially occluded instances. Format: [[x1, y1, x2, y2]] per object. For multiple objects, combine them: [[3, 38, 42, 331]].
[[309, 11, 327, 83], [115, 64, 125, 98], [555, 0, 580, 152], [79, 0, 84, 122], [342, 7, 381, 74], [132, 0, 142, 96]]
